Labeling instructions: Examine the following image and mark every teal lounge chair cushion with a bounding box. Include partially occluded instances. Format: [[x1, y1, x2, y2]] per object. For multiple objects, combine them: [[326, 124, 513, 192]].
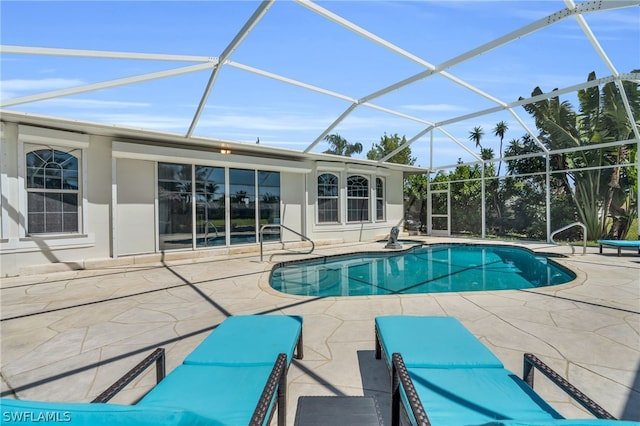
[[137, 363, 275, 425], [183, 315, 302, 366], [479, 421, 640, 425], [0, 398, 213, 426], [376, 316, 503, 368], [404, 367, 562, 426], [596, 240, 640, 247]]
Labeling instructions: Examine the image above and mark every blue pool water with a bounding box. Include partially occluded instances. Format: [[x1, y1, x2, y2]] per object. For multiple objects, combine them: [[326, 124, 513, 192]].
[[270, 244, 575, 297]]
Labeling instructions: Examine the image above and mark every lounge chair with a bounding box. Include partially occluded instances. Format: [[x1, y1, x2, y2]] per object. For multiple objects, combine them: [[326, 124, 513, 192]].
[[597, 239, 640, 256], [375, 316, 635, 426], [1, 315, 303, 426]]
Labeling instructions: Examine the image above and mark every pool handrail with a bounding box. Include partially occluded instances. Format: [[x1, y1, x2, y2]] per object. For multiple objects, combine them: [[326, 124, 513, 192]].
[[550, 222, 586, 255], [260, 223, 315, 262]]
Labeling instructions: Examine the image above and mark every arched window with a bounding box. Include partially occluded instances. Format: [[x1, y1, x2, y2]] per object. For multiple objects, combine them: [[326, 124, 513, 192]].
[[376, 177, 385, 221], [25, 147, 80, 234], [317, 173, 339, 223], [347, 175, 369, 222]]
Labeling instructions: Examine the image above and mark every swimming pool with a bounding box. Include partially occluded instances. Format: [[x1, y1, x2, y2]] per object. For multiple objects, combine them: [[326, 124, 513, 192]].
[[269, 244, 575, 297]]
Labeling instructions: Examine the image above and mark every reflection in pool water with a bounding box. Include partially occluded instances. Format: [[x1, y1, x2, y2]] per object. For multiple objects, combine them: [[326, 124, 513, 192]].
[[270, 244, 575, 297]]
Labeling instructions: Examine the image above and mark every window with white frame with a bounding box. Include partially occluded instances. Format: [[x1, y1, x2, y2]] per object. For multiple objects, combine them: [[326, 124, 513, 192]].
[[376, 177, 385, 221], [317, 173, 339, 223], [25, 146, 80, 234], [347, 175, 369, 222]]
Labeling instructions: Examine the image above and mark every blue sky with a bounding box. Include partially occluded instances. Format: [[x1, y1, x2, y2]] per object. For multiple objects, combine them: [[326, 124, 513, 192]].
[[1, 1, 638, 169]]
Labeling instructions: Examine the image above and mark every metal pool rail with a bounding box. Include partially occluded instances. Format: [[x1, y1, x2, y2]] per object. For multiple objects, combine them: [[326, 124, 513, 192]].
[[260, 224, 315, 262]]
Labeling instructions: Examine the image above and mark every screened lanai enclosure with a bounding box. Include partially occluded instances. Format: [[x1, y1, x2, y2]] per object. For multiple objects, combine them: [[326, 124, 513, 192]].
[[1, 0, 639, 259]]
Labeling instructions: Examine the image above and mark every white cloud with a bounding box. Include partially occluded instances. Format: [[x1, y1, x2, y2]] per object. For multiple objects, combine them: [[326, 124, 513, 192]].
[[34, 98, 150, 109], [401, 103, 468, 112], [197, 113, 331, 132], [1, 78, 86, 100], [87, 113, 190, 131], [585, 9, 640, 31]]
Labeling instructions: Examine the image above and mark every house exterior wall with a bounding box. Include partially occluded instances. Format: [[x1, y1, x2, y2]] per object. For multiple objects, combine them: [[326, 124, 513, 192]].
[[0, 119, 409, 276], [86, 135, 113, 260], [385, 171, 405, 228], [305, 163, 403, 243], [116, 158, 156, 256], [0, 124, 113, 276], [280, 171, 304, 243]]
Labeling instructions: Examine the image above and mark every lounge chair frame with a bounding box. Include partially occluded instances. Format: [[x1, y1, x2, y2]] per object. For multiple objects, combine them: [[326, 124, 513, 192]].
[[250, 353, 288, 426], [92, 348, 166, 403], [295, 330, 304, 360], [390, 352, 616, 426], [374, 325, 389, 369], [391, 352, 431, 426], [91, 348, 289, 426], [597, 239, 640, 256], [523, 353, 615, 420]]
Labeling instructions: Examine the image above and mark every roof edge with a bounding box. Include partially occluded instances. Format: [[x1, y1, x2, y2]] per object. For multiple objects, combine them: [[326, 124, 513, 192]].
[[0, 109, 429, 173]]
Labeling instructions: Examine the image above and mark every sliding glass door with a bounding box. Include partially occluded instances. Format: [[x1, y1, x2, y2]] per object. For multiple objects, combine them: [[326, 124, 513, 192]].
[[158, 163, 192, 250], [258, 171, 280, 242], [229, 168, 256, 245], [195, 166, 225, 247], [158, 163, 280, 250]]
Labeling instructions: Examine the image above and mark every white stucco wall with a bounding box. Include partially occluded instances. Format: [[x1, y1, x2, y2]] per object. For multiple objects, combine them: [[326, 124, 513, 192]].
[[84, 135, 114, 260], [305, 164, 405, 244], [1, 122, 20, 276], [279, 171, 305, 243], [0, 125, 113, 276], [1, 117, 416, 276], [116, 158, 156, 256]]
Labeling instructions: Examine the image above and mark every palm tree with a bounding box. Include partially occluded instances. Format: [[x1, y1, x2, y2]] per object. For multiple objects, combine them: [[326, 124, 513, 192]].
[[493, 121, 508, 175], [598, 75, 638, 238], [366, 133, 415, 165], [468, 126, 484, 150], [480, 148, 494, 161], [323, 133, 363, 157], [522, 71, 639, 239]]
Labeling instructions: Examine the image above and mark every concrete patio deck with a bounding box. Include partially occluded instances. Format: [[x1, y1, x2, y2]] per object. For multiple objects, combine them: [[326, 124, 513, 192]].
[[1, 238, 639, 424]]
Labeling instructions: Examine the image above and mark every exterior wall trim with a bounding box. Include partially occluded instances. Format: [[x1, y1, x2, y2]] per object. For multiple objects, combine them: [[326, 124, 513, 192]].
[[113, 141, 312, 174]]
